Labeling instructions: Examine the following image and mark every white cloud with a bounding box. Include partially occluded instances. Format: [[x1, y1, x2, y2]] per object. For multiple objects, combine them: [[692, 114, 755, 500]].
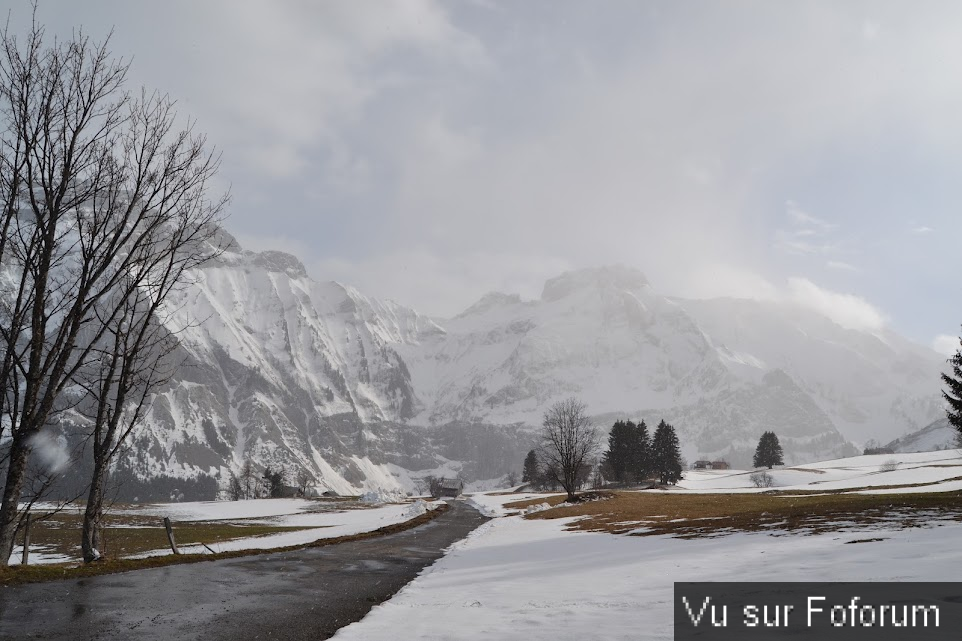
[[24, 2, 962, 340], [786, 201, 836, 232], [64, 2, 491, 182], [933, 334, 960, 356], [787, 278, 887, 332], [912, 226, 935, 234], [826, 260, 858, 271], [314, 250, 572, 316], [676, 264, 779, 301], [775, 201, 840, 256]]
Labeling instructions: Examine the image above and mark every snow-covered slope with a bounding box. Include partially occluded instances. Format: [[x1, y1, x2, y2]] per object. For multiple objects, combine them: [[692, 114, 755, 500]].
[[885, 417, 957, 453], [679, 297, 943, 445], [396, 265, 943, 466], [109, 251, 945, 491], [121, 233, 451, 496]]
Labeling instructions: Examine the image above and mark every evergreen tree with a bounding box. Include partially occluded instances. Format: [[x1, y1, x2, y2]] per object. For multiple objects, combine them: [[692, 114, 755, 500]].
[[941, 330, 962, 438], [522, 450, 540, 484], [601, 420, 634, 484], [629, 419, 651, 482], [753, 431, 784, 469], [263, 467, 287, 498], [651, 420, 683, 485]]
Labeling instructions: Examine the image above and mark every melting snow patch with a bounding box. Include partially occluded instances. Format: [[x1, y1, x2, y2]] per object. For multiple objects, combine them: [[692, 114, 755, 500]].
[[403, 499, 430, 518], [361, 488, 407, 504], [464, 496, 503, 517], [524, 502, 552, 515]]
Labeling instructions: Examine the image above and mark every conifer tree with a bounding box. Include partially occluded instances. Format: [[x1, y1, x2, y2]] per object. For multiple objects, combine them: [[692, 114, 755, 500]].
[[522, 449, 540, 484], [629, 419, 651, 482], [651, 420, 683, 485], [941, 330, 962, 438], [753, 431, 784, 469], [601, 420, 634, 484]]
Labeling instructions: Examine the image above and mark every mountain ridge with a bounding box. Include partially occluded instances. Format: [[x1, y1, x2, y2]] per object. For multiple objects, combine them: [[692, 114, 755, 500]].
[[79, 241, 948, 493]]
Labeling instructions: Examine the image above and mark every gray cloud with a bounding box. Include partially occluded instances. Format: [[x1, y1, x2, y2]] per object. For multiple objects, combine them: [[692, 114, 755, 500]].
[[9, 1, 962, 344]]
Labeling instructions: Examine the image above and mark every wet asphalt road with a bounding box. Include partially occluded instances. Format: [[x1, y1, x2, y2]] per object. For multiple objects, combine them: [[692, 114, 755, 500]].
[[0, 500, 488, 641]]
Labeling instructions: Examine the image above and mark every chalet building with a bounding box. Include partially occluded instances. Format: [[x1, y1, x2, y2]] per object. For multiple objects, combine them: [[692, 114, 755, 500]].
[[438, 478, 464, 498], [692, 460, 730, 470]]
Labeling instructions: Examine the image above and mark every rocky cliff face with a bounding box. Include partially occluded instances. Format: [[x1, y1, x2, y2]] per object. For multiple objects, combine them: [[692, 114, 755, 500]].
[[99, 248, 945, 494]]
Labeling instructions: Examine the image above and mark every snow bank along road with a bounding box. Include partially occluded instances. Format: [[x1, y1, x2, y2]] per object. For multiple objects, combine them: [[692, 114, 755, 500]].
[[0, 500, 488, 641]]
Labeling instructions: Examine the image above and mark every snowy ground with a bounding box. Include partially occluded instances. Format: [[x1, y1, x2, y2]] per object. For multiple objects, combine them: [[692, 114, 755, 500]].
[[147, 498, 438, 557], [333, 451, 962, 640], [11, 497, 439, 564], [676, 450, 962, 493]]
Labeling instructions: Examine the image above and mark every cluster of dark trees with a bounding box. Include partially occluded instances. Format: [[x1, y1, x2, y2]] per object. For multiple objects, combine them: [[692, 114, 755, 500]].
[[599, 419, 683, 486], [224, 460, 312, 501], [753, 431, 784, 469], [0, 15, 226, 564], [522, 400, 685, 500], [521, 448, 592, 494]]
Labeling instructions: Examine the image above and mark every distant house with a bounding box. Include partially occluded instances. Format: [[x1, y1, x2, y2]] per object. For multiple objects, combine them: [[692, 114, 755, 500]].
[[692, 460, 730, 470], [438, 478, 464, 498]]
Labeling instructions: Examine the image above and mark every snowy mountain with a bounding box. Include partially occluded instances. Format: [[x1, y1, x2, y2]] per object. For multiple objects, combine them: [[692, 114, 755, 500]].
[[106, 247, 946, 493], [117, 233, 532, 498], [885, 417, 957, 453], [678, 297, 943, 447], [398, 265, 939, 466]]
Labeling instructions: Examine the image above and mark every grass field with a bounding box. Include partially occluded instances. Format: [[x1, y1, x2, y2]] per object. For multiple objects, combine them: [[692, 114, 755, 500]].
[[505, 489, 962, 537], [18, 509, 316, 560], [12, 497, 378, 562]]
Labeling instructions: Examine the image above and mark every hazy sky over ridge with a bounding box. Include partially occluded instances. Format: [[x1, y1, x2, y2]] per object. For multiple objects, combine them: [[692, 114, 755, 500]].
[[6, 1, 961, 351]]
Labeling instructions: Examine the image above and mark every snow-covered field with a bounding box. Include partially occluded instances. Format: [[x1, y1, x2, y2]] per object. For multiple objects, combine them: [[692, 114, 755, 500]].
[[11, 497, 439, 565], [676, 450, 962, 494], [333, 450, 962, 640], [146, 498, 438, 557]]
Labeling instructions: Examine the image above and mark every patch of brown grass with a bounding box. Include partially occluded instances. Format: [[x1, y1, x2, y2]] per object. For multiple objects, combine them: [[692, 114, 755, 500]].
[[506, 490, 962, 538], [0, 503, 449, 587], [15, 511, 314, 561]]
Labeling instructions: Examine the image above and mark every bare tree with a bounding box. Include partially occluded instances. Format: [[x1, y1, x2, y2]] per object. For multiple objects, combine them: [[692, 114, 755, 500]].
[[295, 468, 313, 497], [0, 14, 227, 562], [413, 476, 428, 496], [239, 458, 257, 500], [225, 470, 243, 502], [77, 217, 223, 561], [538, 398, 600, 501]]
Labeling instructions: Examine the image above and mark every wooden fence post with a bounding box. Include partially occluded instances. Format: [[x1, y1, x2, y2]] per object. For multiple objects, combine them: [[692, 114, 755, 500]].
[[163, 517, 180, 555], [20, 513, 31, 565]]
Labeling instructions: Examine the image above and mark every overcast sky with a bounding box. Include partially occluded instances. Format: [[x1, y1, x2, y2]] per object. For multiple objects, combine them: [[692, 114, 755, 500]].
[[8, 1, 962, 352]]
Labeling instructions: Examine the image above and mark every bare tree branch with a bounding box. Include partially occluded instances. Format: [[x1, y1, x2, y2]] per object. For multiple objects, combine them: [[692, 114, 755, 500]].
[[0, 14, 228, 563], [537, 397, 600, 501]]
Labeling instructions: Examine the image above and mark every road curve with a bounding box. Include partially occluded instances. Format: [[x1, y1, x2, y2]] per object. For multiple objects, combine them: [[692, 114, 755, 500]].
[[0, 500, 488, 641]]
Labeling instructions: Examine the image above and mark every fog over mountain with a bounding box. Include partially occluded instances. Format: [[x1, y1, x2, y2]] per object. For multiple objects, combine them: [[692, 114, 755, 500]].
[[51, 234, 941, 497]]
